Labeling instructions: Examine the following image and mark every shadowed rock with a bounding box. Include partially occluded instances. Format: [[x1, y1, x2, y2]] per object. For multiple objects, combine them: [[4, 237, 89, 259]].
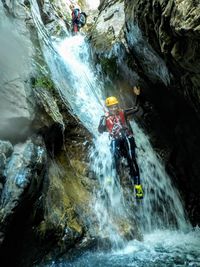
[[0, 135, 47, 245], [0, 141, 13, 181]]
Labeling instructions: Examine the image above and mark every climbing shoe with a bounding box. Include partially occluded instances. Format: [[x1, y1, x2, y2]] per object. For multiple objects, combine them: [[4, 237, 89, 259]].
[[134, 184, 144, 199]]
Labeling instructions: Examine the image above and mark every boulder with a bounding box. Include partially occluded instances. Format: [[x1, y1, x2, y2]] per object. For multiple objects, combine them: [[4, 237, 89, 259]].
[[0, 135, 46, 249]]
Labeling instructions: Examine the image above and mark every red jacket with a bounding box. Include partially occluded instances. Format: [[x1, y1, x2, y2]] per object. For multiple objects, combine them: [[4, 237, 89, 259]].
[[98, 110, 133, 139]]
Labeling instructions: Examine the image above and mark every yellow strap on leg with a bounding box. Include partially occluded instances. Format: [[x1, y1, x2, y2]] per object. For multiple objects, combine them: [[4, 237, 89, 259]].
[[135, 184, 144, 198]]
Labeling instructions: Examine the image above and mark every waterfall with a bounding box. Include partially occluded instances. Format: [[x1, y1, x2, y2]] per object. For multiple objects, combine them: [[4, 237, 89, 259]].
[[131, 121, 189, 232], [30, 0, 130, 248], [30, 0, 190, 250]]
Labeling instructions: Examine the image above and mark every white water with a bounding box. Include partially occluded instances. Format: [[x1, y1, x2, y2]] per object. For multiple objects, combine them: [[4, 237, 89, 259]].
[[42, 228, 200, 266], [30, 1, 131, 248], [55, 35, 131, 247], [132, 121, 189, 232], [31, 0, 194, 256]]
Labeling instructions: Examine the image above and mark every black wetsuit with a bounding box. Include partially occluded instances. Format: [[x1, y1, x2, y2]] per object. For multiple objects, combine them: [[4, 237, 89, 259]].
[[98, 108, 141, 185]]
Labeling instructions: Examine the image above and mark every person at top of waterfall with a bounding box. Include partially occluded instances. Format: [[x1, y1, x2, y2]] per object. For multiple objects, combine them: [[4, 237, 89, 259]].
[[69, 2, 86, 33], [98, 95, 143, 199], [69, 2, 81, 33]]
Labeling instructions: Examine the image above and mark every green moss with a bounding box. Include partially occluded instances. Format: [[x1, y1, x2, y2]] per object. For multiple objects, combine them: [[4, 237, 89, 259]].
[[100, 57, 118, 79], [55, 24, 61, 33], [34, 76, 55, 91]]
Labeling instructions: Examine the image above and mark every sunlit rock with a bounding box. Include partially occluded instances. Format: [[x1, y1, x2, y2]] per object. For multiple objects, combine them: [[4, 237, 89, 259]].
[[34, 86, 64, 128], [0, 1, 36, 142], [90, 0, 125, 52], [34, 150, 96, 263], [90, 0, 171, 98]]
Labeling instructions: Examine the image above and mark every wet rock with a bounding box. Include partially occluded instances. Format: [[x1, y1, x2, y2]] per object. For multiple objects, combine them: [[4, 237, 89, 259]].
[[0, 135, 47, 241], [0, 141, 13, 181], [62, 227, 81, 243], [33, 86, 64, 128], [0, 141, 13, 157], [89, 0, 127, 86], [90, 0, 172, 115], [123, 0, 200, 225], [32, 151, 95, 264], [36, 0, 71, 35], [124, 0, 200, 113]]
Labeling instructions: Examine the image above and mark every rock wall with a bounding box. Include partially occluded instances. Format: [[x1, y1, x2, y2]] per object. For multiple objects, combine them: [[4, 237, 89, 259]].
[[0, 0, 36, 142], [125, 0, 200, 114]]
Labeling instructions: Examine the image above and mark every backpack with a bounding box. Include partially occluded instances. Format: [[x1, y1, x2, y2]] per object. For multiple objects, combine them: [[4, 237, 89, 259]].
[[78, 12, 87, 27]]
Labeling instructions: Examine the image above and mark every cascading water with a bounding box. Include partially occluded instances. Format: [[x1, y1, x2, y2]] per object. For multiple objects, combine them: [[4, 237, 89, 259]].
[[56, 35, 132, 247], [131, 121, 189, 232], [30, 1, 200, 266], [30, 0, 129, 248], [89, 133, 132, 248]]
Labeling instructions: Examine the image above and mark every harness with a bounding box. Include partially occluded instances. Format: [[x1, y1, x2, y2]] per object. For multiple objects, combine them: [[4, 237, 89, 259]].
[[72, 10, 86, 32], [106, 110, 132, 139]]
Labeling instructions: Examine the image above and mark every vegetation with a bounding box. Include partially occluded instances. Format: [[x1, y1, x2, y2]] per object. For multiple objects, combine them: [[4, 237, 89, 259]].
[[33, 75, 55, 91], [100, 56, 118, 79]]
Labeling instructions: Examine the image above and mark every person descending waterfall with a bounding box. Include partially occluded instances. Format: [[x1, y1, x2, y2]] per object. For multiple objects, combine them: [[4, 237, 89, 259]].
[[98, 96, 144, 199], [70, 2, 87, 34], [70, 2, 81, 33]]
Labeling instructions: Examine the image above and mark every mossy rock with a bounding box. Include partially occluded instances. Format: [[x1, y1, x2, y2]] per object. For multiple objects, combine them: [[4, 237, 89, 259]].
[[100, 56, 118, 79], [34, 76, 55, 92]]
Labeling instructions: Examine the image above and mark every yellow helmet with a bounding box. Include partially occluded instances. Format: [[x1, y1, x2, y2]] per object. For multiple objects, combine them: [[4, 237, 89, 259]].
[[105, 96, 119, 107]]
